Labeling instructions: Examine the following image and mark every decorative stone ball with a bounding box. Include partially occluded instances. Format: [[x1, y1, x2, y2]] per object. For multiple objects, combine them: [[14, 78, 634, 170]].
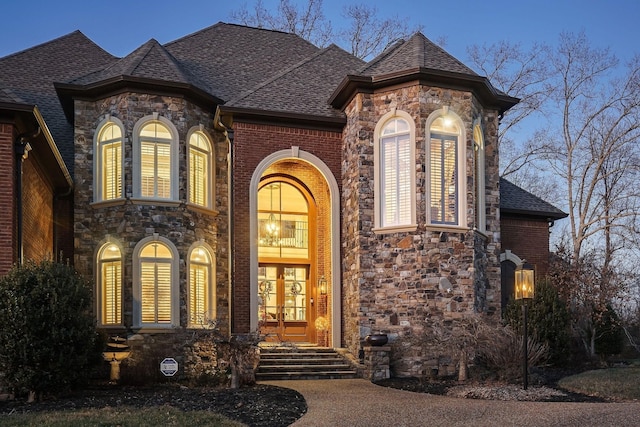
[[365, 334, 388, 346]]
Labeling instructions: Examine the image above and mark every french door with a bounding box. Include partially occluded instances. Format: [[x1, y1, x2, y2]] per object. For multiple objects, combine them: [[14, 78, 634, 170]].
[[258, 264, 311, 342]]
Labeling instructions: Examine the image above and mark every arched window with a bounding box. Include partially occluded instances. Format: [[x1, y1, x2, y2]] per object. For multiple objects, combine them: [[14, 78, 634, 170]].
[[373, 110, 416, 232], [473, 119, 486, 232], [95, 118, 124, 202], [97, 242, 122, 326], [428, 109, 466, 227], [188, 129, 213, 209], [133, 237, 179, 328], [188, 243, 215, 327], [133, 116, 178, 200]]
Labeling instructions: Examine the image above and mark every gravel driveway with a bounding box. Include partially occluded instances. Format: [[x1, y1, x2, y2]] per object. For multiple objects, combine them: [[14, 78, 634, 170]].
[[261, 378, 640, 427]]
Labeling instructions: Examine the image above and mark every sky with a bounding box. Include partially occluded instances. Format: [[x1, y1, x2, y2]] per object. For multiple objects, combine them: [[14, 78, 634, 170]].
[[1, 0, 639, 66]]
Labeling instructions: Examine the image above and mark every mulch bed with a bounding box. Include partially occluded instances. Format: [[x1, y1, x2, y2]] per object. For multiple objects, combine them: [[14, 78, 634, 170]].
[[0, 383, 307, 427]]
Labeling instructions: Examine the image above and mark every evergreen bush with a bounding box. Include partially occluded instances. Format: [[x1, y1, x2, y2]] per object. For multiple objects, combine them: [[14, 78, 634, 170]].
[[0, 260, 100, 399]]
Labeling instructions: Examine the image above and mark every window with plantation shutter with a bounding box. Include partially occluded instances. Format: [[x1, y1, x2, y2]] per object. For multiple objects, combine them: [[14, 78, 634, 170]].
[[188, 245, 214, 327], [96, 120, 123, 202], [133, 117, 178, 202], [428, 112, 465, 228], [133, 238, 178, 328], [188, 131, 213, 208], [373, 112, 416, 232], [98, 243, 122, 325]]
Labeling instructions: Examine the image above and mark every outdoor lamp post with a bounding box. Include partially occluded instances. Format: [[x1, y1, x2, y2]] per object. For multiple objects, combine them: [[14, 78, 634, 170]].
[[514, 264, 535, 390]]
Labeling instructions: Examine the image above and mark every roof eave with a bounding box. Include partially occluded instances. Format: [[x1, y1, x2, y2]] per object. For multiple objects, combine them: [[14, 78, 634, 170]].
[[220, 105, 346, 131], [501, 208, 568, 221], [55, 76, 224, 122], [0, 102, 73, 191], [329, 68, 519, 115]]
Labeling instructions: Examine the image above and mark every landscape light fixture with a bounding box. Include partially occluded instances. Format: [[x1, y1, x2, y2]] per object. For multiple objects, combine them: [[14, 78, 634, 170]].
[[514, 264, 535, 390]]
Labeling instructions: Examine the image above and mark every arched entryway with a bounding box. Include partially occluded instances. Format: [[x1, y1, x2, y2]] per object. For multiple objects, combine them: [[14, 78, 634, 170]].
[[249, 148, 340, 346], [257, 178, 316, 342]]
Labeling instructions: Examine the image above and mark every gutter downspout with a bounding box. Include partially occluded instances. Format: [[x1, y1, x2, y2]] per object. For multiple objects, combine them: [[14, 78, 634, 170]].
[[14, 127, 40, 265], [214, 107, 234, 338]]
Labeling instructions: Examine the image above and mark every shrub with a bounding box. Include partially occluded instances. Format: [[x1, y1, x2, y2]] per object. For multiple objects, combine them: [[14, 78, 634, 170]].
[[594, 304, 625, 359], [0, 260, 100, 399], [505, 279, 572, 366]]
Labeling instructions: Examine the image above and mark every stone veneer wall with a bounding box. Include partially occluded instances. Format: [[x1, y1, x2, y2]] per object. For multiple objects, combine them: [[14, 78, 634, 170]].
[[341, 85, 502, 377], [73, 93, 229, 378]]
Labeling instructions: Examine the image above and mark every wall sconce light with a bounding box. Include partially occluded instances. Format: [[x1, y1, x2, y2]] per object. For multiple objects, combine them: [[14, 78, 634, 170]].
[[318, 276, 327, 295], [514, 263, 535, 390]]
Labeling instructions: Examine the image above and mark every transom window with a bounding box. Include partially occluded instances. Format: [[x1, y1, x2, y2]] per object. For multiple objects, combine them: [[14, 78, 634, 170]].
[[373, 111, 416, 232], [188, 245, 215, 327], [97, 242, 122, 325], [95, 119, 124, 202], [428, 112, 465, 227], [188, 130, 213, 208]]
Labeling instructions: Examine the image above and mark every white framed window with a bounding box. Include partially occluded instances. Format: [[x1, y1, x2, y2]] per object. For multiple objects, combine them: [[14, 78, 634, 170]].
[[94, 117, 124, 202], [373, 110, 416, 233], [473, 119, 486, 232], [132, 115, 178, 201], [427, 108, 467, 228], [132, 236, 179, 328], [97, 241, 122, 326], [188, 128, 214, 209], [188, 242, 215, 327]]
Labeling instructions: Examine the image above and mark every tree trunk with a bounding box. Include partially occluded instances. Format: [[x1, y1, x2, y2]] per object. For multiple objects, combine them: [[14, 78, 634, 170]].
[[458, 352, 468, 382]]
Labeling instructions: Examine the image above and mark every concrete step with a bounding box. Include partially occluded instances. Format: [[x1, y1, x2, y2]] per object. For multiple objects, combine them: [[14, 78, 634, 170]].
[[256, 346, 358, 381]]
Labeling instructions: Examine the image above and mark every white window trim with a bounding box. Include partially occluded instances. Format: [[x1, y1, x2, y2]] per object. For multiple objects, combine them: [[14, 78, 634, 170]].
[[132, 235, 180, 329], [96, 237, 123, 327], [132, 114, 179, 201], [373, 109, 417, 234], [426, 108, 468, 230], [473, 118, 486, 233], [93, 115, 125, 204], [187, 241, 216, 328], [186, 125, 215, 210]]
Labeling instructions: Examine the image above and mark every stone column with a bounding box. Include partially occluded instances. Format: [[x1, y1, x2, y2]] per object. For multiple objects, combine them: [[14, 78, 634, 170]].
[[362, 345, 390, 381]]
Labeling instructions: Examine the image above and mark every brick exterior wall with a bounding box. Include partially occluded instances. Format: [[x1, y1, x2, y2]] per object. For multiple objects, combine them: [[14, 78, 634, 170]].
[[340, 85, 502, 376], [73, 92, 228, 338], [501, 215, 552, 277], [231, 122, 342, 334], [22, 155, 55, 262], [0, 123, 17, 276]]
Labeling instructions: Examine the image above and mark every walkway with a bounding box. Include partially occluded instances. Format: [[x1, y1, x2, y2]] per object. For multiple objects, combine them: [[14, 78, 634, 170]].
[[261, 379, 640, 426]]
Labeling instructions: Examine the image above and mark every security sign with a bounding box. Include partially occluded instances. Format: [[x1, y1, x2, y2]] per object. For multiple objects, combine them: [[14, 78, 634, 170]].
[[160, 357, 179, 376]]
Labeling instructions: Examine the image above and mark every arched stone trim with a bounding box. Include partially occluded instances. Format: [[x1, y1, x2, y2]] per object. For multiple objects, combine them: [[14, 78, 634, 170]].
[[500, 249, 524, 267], [249, 148, 341, 346]]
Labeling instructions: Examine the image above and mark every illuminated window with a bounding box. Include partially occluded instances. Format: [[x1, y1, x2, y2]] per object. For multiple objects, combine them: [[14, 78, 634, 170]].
[[95, 118, 124, 201], [133, 116, 177, 200], [473, 119, 486, 232], [428, 110, 465, 227], [188, 130, 213, 208], [188, 244, 215, 327], [373, 111, 416, 232], [133, 237, 178, 328], [97, 242, 122, 325]]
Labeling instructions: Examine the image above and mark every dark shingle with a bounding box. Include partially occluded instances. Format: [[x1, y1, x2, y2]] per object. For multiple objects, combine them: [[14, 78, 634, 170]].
[[0, 31, 116, 171], [165, 22, 320, 102], [360, 33, 478, 78], [500, 177, 567, 219], [227, 44, 365, 118]]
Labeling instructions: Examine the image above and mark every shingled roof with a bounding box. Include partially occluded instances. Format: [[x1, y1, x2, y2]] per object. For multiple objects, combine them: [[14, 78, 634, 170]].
[[224, 44, 365, 123], [360, 33, 478, 77], [500, 177, 567, 220]]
